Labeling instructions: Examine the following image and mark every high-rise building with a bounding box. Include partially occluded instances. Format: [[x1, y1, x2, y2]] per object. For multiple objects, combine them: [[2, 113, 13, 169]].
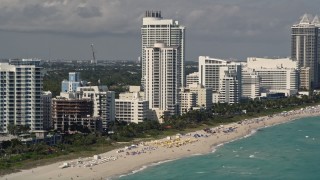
[[291, 14, 320, 89], [145, 42, 180, 116], [141, 11, 185, 88], [0, 59, 43, 133]]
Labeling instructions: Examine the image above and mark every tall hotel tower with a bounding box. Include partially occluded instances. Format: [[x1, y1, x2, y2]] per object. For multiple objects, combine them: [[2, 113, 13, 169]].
[[145, 42, 180, 115], [0, 59, 43, 133], [141, 11, 185, 89], [291, 14, 320, 89]]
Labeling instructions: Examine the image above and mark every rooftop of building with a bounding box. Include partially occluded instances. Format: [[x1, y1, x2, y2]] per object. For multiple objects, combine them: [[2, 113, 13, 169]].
[[292, 14, 320, 27]]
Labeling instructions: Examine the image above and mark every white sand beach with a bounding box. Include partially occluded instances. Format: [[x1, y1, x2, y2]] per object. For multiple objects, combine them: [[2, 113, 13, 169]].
[[3, 105, 320, 180]]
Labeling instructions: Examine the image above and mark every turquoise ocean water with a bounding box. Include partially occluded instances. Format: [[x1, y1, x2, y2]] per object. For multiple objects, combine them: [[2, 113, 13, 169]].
[[117, 116, 320, 180]]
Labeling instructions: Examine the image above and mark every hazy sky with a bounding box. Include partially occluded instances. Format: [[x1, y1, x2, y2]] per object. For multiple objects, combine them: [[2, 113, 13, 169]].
[[0, 0, 319, 61]]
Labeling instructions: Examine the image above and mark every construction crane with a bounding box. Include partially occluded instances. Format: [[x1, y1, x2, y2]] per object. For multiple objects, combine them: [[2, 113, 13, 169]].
[[90, 44, 96, 65]]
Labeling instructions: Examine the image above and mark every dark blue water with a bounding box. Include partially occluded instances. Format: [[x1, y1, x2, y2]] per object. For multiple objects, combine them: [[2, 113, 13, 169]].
[[119, 116, 320, 180]]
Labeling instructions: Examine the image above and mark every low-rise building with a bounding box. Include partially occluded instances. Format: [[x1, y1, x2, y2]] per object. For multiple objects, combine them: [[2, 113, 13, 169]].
[[186, 72, 199, 87], [179, 89, 197, 114], [245, 57, 298, 93], [115, 86, 150, 123]]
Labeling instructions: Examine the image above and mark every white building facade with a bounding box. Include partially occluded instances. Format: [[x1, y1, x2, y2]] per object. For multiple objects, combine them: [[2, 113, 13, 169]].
[[218, 65, 241, 104], [141, 11, 185, 88], [241, 68, 260, 99], [0, 59, 43, 133], [145, 42, 180, 116], [198, 56, 241, 104], [198, 56, 229, 92], [245, 57, 299, 95]]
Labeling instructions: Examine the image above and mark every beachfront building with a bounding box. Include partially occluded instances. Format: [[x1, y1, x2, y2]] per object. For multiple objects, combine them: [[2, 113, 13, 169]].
[[241, 68, 260, 99], [218, 66, 241, 104], [42, 91, 52, 130], [198, 56, 241, 104], [186, 72, 199, 87], [115, 86, 150, 124], [198, 56, 229, 92], [76, 86, 115, 131], [187, 83, 213, 109], [51, 97, 101, 132], [144, 42, 180, 117], [0, 59, 43, 133], [141, 11, 185, 88], [300, 67, 311, 90], [291, 14, 320, 89], [245, 57, 299, 96], [179, 89, 197, 114]]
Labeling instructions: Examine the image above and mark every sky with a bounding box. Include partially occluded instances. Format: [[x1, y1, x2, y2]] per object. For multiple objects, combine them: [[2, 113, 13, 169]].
[[0, 0, 319, 61]]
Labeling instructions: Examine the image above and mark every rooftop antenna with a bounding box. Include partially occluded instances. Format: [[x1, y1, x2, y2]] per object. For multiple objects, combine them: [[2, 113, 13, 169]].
[[90, 44, 96, 65]]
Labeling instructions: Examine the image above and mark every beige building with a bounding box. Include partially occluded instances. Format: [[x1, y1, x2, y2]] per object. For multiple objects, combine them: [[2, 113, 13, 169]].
[[186, 72, 199, 87], [179, 89, 197, 114], [300, 67, 311, 90], [116, 86, 150, 124], [241, 68, 260, 99], [188, 83, 213, 109]]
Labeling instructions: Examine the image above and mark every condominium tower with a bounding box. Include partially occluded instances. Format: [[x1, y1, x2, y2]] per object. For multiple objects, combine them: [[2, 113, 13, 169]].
[[291, 14, 320, 89], [0, 59, 43, 133], [145, 42, 180, 116], [141, 11, 185, 88]]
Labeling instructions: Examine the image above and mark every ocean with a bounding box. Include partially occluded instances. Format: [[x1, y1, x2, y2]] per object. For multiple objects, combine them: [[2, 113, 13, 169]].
[[118, 116, 320, 180]]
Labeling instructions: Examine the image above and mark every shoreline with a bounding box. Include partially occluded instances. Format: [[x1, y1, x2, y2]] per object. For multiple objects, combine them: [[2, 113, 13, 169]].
[[3, 105, 320, 180]]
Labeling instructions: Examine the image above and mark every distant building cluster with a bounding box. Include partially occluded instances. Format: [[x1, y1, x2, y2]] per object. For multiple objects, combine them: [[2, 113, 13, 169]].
[[0, 12, 320, 134]]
